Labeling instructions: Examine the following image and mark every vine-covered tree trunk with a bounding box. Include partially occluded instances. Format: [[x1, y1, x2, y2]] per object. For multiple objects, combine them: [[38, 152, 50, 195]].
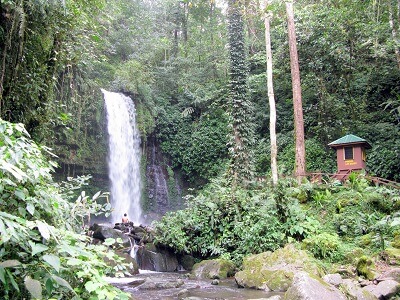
[[286, 1, 306, 182], [389, 0, 400, 69], [227, 0, 255, 186], [263, 0, 278, 186]]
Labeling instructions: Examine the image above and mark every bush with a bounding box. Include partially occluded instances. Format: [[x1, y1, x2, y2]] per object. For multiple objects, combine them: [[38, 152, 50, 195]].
[[302, 232, 344, 262], [0, 120, 129, 300], [153, 177, 285, 264]]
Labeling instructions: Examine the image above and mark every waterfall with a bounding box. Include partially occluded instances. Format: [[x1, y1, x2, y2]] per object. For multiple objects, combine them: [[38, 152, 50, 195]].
[[102, 89, 142, 224]]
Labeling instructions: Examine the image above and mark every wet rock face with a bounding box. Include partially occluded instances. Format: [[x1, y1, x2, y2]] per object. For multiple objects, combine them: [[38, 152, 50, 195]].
[[135, 243, 179, 272], [89, 223, 179, 272]]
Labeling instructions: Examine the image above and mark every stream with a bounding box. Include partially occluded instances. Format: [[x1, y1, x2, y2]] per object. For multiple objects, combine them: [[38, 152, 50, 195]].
[[106, 270, 283, 300]]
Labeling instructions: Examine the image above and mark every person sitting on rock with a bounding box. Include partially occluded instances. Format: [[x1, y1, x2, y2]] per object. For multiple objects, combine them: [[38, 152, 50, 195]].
[[122, 213, 129, 223]]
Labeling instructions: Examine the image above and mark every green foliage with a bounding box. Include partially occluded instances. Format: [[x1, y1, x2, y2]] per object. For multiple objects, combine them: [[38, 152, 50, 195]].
[[0, 120, 129, 299], [153, 177, 285, 264], [302, 232, 344, 262], [226, 0, 255, 185], [156, 107, 229, 184]]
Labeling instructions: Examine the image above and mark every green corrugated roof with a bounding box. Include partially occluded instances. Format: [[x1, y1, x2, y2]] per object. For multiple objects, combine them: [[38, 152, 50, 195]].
[[328, 134, 371, 148]]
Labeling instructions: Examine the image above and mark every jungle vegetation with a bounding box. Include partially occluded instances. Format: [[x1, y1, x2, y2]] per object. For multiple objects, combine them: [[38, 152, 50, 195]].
[[1, 0, 400, 298]]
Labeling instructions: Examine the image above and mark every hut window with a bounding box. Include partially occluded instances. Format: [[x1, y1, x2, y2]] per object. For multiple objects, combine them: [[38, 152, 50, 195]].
[[344, 146, 353, 160]]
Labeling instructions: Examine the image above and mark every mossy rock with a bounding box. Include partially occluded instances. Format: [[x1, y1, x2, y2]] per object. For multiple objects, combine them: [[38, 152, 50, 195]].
[[391, 235, 400, 249], [191, 259, 235, 279], [384, 248, 400, 265], [235, 244, 323, 292], [358, 234, 374, 247], [343, 247, 366, 265], [356, 255, 377, 280]]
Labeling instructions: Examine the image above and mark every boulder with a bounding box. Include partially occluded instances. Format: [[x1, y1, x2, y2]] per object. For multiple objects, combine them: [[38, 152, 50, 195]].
[[363, 279, 400, 299], [136, 277, 184, 290], [340, 278, 377, 300], [383, 248, 400, 265], [90, 223, 132, 248], [377, 267, 400, 282], [178, 254, 196, 271], [356, 256, 378, 280], [322, 273, 343, 287], [235, 244, 322, 292], [191, 259, 235, 280], [135, 243, 178, 272], [284, 272, 346, 300]]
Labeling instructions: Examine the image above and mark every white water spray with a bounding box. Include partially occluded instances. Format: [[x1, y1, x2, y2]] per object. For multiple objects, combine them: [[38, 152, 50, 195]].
[[102, 89, 142, 224]]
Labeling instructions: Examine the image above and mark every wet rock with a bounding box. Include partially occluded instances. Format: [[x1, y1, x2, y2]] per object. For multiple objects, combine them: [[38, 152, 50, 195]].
[[191, 259, 236, 280], [266, 296, 282, 300], [340, 278, 377, 300], [363, 279, 400, 299], [135, 243, 178, 272], [284, 272, 346, 300], [177, 288, 188, 297], [137, 277, 184, 290], [178, 254, 196, 271], [322, 273, 343, 287], [90, 223, 131, 248], [247, 298, 281, 300], [235, 244, 322, 292], [377, 267, 400, 282]]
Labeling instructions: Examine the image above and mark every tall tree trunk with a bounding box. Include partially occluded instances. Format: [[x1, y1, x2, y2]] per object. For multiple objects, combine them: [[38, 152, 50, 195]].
[[227, 0, 254, 187], [389, 0, 400, 69], [285, 1, 306, 183], [263, 0, 278, 186]]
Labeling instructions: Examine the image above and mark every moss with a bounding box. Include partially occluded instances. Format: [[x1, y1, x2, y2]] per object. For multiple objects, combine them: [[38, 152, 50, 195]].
[[235, 244, 322, 292], [384, 247, 400, 265], [356, 255, 376, 280], [343, 247, 366, 264], [359, 233, 374, 247], [191, 259, 235, 279], [264, 269, 294, 291], [392, 234, 400, 249]]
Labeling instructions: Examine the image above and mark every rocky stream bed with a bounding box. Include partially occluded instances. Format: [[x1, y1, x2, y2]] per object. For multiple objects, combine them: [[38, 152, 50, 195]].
[[91, 222, 400, 300]]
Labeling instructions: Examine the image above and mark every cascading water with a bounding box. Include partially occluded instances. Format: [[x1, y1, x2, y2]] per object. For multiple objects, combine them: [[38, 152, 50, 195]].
[[102, 89, 142, 224]]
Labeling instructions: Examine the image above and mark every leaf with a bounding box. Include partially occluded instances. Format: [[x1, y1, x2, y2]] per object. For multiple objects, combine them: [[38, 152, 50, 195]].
[[0, 161, 26, 181], [0, 267, 5, 284], [27, 203, 35, 216], [24, 276, 42, 299], [85, 280, 100, 293], [92, 191, 101, 200], [103, 238, 116, 246], [42, 255, 60, 273], [7, 269, 19, 292], [45, 278, 54, 294], [0, 260, 21, 268], [36, 221, 50, 240], [14, 189, 26, 200], [391, 218, 400, 227], [51, 275, 74, 292], [66, 258, 82, 266], [29, 241, 48, 256]]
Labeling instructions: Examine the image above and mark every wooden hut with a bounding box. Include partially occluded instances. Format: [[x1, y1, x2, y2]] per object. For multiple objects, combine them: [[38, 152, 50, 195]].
[[328, 134, 371, 180]]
